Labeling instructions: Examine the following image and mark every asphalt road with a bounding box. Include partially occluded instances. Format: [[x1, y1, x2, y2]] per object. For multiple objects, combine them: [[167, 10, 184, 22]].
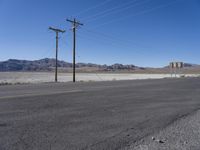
[[0, 78, 200, 150]]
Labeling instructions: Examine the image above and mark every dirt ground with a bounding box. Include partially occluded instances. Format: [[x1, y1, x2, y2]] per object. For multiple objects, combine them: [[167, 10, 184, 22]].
[[0, 72, 199, 84]]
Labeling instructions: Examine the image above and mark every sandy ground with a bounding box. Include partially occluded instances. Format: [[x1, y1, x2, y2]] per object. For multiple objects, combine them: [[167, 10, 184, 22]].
[[126, 110, 200, 150], [0, 72, 199, 84]]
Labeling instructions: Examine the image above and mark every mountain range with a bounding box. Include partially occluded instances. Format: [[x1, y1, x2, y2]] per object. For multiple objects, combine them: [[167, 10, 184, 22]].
[[0, 58, 144, 72], [0, 58, 199, 73]]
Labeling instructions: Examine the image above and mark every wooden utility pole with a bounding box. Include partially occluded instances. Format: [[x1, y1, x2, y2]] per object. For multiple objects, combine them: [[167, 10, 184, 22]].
[[49, 27, 65, 82], [66, 18, 83, 82]]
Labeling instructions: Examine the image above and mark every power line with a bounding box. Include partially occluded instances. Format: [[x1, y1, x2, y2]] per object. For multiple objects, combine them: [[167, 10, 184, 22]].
[[91, 0, 180, 29], [49, 26, 65, 82], [81, 0, 140, 21], [82, 27, 153, 49], [77, 27, 170, 62], [75, 0, 114, 18], [66, 18, 83, 83], [76, 31, 148, 57], [79, 28, 155, 56], [84, 0, 152, 23]]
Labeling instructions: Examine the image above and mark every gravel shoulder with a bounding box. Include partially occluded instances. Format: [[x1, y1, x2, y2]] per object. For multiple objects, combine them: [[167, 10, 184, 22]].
[[127, 109, 200, 150]]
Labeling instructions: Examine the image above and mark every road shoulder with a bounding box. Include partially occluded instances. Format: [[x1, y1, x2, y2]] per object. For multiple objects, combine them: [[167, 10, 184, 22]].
[[126, 109, 200, 150]]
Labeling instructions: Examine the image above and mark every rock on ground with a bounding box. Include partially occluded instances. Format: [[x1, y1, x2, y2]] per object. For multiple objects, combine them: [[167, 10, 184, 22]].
[[126, 110, 200, 150]]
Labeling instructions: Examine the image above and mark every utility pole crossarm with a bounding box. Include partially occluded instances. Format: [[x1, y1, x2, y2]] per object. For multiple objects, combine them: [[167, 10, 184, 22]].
[[66, 19, 84, 26], [49, 27, 66, 33]]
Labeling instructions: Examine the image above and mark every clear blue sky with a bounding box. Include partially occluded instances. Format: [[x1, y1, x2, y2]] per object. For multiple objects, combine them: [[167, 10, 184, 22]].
[[0, 0, 200, 67]]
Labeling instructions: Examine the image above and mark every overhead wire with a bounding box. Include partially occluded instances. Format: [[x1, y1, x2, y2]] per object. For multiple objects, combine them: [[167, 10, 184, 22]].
[[76, 32, 152, 76], [81, 27, 154, 55], [75, 0, 183, 60], [56, 0, 183, 72], [41, 31, 57, 59], [81, 0, 141, 21], [82, 27, 153, 50], [90, 0, 181, 29], [76, 32, 124, 49], [81, 0, 139, 20], [77, 30, 148, 57], [73, 1, 175, 57], [83, 0, 152, 23], [74, 0, 114, 18]]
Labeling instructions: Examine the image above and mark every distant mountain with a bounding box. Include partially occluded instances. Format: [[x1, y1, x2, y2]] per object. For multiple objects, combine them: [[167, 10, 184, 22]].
[[0, 58, 71, 71], [183, 63, 200, 68], [0, 58, 199, 73], [0, 58, 143, 72]]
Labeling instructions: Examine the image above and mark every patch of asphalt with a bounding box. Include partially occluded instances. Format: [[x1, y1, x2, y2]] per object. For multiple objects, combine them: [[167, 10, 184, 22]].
[[0, 78, 173, 98], [0, 90, 83, 100], [126, 109, 200, 150]]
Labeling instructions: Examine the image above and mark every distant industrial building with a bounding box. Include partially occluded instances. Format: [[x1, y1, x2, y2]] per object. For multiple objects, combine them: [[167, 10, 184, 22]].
[[170, 62, 184, 69], [170, 62, 184, 77]]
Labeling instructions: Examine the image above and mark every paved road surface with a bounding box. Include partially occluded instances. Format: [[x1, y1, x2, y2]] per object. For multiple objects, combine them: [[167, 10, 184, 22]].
[[0, 78, 200, 150]]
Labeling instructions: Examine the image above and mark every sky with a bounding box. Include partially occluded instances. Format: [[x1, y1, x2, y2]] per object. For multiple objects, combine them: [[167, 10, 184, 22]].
[[0, 0, 200, 67]]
